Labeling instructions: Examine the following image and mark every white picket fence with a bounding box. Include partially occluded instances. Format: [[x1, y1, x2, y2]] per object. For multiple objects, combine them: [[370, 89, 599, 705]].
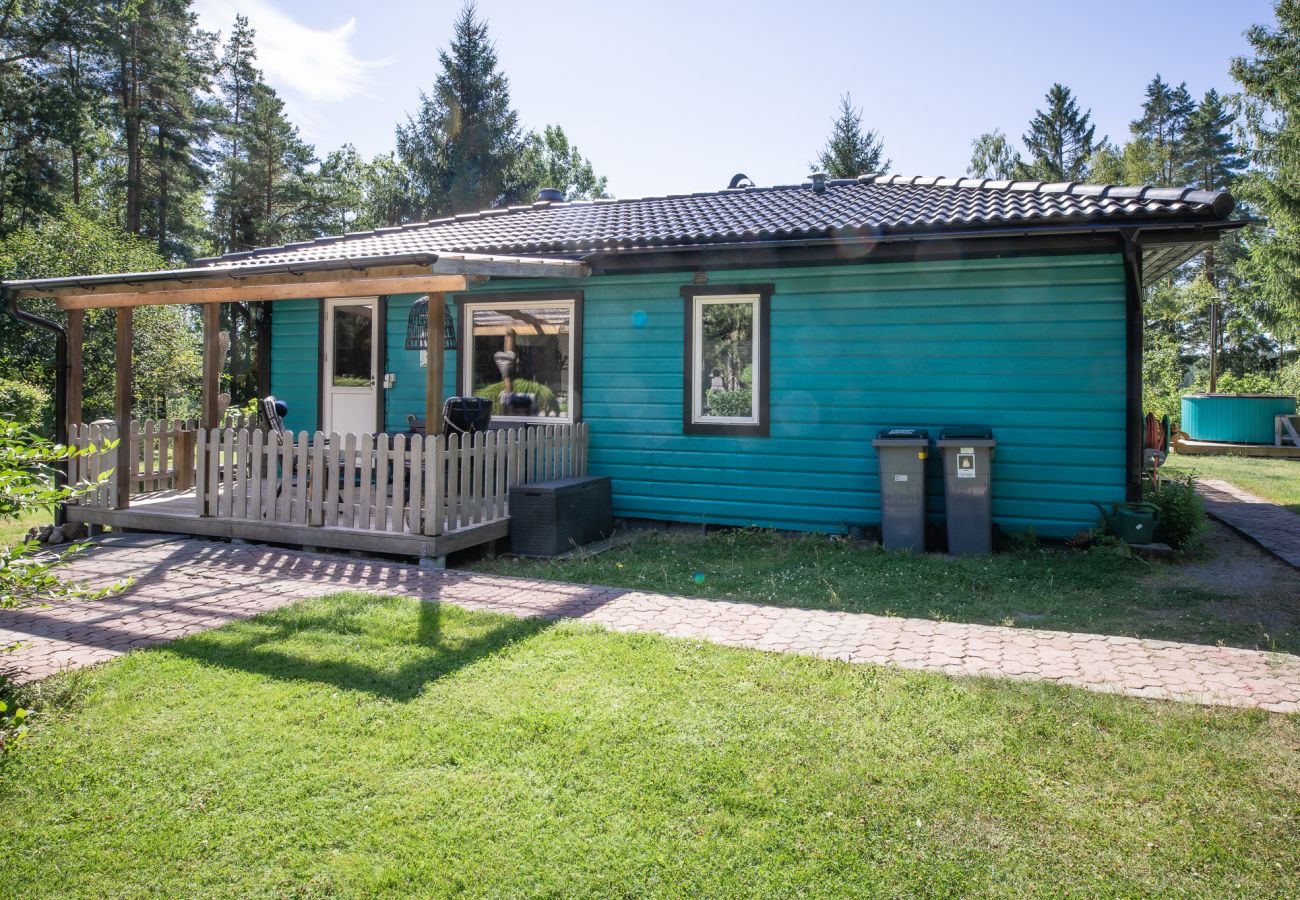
[[193, 423, 588, 536], [68, 418, 201, 504]]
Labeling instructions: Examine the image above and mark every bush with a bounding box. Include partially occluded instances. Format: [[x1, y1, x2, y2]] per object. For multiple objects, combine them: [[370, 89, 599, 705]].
[[1144, 474, 1209, 551], [0, 379, 50, 435], [473, 378, 560, 416], [705, 388, 752, 417]]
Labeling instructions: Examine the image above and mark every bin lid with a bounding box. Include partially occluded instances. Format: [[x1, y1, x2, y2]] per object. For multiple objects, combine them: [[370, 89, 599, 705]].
[[874, 427, 929, 441], [938, 425, 993, 441]]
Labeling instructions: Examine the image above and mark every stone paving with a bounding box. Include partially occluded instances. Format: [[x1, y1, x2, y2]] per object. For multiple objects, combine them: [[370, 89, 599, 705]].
[[1198, 478, 1300, 570], [2, 535, 1299, 712]]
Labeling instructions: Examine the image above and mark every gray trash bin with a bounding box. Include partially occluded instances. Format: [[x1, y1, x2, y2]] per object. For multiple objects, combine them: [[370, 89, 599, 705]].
[[937, 426, 996, 555], [871, 428, 930, 552]]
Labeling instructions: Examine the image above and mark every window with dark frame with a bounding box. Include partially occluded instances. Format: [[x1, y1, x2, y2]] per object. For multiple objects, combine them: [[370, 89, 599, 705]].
[[458, 292, 583, 424], [681, 284, 771, 436]]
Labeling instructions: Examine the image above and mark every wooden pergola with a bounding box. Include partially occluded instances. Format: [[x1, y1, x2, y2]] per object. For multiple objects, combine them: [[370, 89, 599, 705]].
[[3, 252, 588, 509]]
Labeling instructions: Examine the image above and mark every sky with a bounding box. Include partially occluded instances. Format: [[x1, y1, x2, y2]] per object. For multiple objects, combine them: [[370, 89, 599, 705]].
[[191, 0, 1277, 199]]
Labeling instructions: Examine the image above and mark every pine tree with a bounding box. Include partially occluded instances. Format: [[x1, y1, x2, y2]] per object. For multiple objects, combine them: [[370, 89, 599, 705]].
[[1017, 84, 1098, 181], [1128, 75, 1196, 186], [967, 130, 1020, 179], [813, 94, 889, 178], [240, 81, 317, 248], [1231, 0, 1300, 319], [1180, 89, 1245, 192], [101, 0, 214, 254], [394, 3, 527, 220], [210, 15, 259, 253]]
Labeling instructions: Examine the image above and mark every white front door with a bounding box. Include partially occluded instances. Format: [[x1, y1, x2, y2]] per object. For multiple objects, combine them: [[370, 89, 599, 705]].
[[322, 297, 378, 434]]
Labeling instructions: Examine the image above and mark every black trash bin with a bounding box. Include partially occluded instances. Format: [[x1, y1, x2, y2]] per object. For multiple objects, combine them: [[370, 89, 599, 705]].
[[871, 428, 930, 552], [936, 426, 996, 555]]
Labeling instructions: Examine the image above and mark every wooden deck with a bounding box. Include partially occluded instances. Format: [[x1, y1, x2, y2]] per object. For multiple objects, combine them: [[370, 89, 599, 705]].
[[66, 488, 508, 558], [1172, 438, 1300, 459], [64, 421, 589, 560]]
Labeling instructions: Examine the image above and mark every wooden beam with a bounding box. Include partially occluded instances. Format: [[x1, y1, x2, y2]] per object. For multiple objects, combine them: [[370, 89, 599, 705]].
[[19, 263, 435, 301], [52, 275, 481, 310], [426, 293, 445, 434], [66, 309, 84, 431], [113, 307, 132, 509], [201, 303, 221, 429]]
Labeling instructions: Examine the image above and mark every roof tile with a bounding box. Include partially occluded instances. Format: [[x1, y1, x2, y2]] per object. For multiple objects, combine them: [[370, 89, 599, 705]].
[[196, 176, 1236, 269]]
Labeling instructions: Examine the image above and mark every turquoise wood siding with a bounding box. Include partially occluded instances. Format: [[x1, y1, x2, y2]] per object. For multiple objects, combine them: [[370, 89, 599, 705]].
[[269, 298, 319, 433], [453, 253, 1128, 539], [269, 254, 1128, 538], [382, 294, 457, 433]]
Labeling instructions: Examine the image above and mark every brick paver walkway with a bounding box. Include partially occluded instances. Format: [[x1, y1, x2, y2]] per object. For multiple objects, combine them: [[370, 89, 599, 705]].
[[1198, 478, 1300, 569], [2, 535, 1298, 712]]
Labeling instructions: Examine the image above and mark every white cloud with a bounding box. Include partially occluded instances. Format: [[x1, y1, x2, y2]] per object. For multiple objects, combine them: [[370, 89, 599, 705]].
[[194, 0, 389, 107]]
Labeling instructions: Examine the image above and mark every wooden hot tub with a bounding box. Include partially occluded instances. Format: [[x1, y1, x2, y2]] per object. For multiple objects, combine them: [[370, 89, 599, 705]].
[[1181, 393, 1298, 444]]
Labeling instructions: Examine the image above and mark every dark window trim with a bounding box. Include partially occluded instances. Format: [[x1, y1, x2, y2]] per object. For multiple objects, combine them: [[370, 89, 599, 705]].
[[453, 289, 584, 424], [681, 283, 772, 437]]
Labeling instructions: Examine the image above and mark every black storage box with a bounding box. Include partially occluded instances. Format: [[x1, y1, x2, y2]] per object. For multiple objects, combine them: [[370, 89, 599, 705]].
[[509, 476, 613, 557]]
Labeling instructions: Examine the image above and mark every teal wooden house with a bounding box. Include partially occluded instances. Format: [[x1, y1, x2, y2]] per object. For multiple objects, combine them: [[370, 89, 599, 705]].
[[3, 174, 1241, 555]]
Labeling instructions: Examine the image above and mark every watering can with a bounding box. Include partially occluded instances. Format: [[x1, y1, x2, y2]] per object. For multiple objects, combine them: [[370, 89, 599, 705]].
[[1091, 501, 1162, 544]]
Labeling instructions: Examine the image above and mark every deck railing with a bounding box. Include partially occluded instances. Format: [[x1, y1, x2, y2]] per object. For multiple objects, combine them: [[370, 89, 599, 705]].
[[69, 420, 589, 539], [68, 418, 200, 505]]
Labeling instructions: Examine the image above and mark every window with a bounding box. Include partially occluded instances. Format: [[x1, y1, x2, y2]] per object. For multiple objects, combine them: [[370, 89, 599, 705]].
[[682, 284, 771, 436], [459, 293, 582, 422]]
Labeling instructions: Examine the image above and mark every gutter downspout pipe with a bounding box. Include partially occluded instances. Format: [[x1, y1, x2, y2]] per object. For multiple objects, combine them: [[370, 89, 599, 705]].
[[3, 285, 70, 526], [1120, 230, 1144, 504]]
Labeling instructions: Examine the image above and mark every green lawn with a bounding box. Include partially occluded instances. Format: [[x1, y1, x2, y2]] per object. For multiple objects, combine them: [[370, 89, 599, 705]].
[[472, 528, 1300, 654], [0, 507, 52, 548], [2, 592, 1297, 897], [1164, 452, 1300, 514]]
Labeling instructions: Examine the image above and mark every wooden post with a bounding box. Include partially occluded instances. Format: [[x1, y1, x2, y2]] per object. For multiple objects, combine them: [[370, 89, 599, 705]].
[[66, 309, 84, 431], [201, 302, 221, 428], [113, 307, 132, 509], [425, 293, 445, 435]]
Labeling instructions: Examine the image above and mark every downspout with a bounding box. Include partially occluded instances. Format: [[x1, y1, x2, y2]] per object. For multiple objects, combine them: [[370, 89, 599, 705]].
[[2, 285, 70, 526], [1120, 231, 1144, 504]]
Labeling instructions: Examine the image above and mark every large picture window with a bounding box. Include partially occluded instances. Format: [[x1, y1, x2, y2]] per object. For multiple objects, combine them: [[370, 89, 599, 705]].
[[682, 284, 771, 436], [460, 293, 581, 423]]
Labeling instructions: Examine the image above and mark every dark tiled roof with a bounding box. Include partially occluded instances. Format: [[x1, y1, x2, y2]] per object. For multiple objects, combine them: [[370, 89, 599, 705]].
[[199, 174, 1236, 269]]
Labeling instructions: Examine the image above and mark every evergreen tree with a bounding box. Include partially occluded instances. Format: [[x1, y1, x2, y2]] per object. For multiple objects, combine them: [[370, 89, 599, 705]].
[[1017, 84, 1098, 181], [967, 129, 1020, 179], [1180, 89, 1245, 192], [1231, 0, 1300, 319], [519, 125, 609, 200], [813, 94, 889, 178], [394, 3, 527, 220], [1129, 74, 1195, 186], [100, 0, 215, 254], [240, 81, 317, 248], [210, 14, 258, 252]]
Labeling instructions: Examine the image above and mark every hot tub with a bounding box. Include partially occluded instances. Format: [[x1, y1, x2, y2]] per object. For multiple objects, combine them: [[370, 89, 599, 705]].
[[1181, 393, 1297, 444]]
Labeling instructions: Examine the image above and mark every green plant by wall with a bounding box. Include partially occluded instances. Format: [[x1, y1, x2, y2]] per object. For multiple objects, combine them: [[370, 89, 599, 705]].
[[473, 378, 560, 415], [705, 388, 753, 418], [0, 379, 50, 434], [1143, 474, 1209, 551]]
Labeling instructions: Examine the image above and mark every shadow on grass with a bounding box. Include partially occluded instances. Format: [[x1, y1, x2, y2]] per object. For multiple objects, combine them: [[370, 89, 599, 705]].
[[167, 595, 552, 702]]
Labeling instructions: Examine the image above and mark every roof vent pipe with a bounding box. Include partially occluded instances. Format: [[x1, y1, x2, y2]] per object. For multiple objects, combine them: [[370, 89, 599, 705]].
[[809, 171, 827, 194], [536, 188, 565, 202]]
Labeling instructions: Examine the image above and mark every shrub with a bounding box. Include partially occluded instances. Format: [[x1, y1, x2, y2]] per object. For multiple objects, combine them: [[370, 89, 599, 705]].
[[0, 379, 50, 435], [1144, 474, 1209, 551], [705, 388, 752, 417], [473, 378, 559, 416]]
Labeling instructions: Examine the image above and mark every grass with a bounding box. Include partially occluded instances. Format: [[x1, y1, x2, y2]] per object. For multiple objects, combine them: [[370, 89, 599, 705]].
[[1164, 453, 1300, 514], [2, 592, 1297, 897], [472, 528, 1299, 654], [0, 507, 52, 548]]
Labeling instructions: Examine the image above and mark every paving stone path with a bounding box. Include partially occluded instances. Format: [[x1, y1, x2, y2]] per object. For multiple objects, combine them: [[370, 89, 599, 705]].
[[1198, 478, 1300, 570], [2, 535, 1298, 712]]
